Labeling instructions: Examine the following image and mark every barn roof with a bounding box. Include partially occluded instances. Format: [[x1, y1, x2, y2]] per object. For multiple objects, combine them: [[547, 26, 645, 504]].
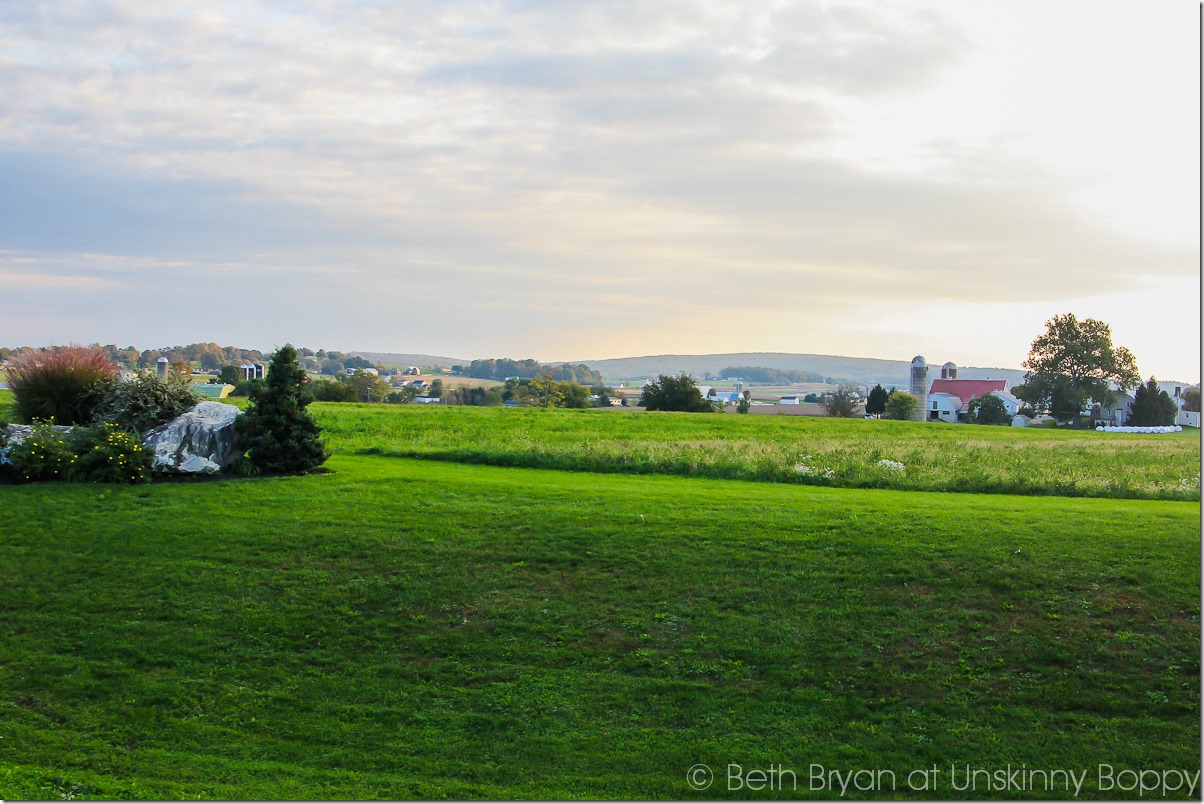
[[928, 378, 1007, 403]]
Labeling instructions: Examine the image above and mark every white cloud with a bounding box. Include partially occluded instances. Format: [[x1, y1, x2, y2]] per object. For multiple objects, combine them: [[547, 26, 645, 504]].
[[0, 0, 1197, 377]]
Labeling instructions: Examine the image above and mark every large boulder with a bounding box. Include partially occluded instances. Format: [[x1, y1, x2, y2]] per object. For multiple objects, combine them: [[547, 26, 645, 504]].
[[142, 401, 242, 474]]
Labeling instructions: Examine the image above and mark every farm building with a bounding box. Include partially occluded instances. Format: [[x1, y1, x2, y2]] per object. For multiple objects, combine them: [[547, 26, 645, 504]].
[[195, 384, 235, 400]]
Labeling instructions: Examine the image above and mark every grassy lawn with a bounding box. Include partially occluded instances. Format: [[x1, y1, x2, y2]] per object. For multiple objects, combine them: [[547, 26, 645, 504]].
[[312, 403, 1201, 501], [1, 456, 1199, 799], [1, 392, 1199, 798]]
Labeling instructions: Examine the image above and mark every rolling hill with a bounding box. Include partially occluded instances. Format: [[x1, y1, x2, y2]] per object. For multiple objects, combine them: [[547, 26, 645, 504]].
[[562, 352, 1030, 388]]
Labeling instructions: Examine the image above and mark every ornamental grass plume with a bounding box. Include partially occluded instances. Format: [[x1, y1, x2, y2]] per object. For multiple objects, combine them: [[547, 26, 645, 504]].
[[7, 345, 117, 425]]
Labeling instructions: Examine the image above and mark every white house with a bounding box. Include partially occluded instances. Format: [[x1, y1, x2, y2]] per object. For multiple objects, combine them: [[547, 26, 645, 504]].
[[990, 390, 1023, 416], [779, 395, 801, 405]]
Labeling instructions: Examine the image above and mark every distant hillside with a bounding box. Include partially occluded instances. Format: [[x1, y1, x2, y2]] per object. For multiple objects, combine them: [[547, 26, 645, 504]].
[[566, 352, 1030, 388], [352, 352, 469, 368]]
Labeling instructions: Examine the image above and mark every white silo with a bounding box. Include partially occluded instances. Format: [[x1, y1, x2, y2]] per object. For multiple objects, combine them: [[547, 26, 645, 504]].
[[910, 356, 929, 422], [941, 361, 957, 380]]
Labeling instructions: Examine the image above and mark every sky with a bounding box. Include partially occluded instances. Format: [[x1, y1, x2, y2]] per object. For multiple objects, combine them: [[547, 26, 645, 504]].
[[1, 1, 1199, 380]]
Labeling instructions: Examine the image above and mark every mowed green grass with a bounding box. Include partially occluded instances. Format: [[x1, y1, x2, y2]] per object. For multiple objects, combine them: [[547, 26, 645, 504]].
[[1, 389, 1200, 797], [1, 455, 1199, 799], [313, 403, 1201, 501]]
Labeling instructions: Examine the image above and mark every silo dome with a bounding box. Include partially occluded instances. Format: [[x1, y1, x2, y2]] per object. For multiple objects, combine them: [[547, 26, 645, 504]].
[[911, 356, 927, 367], [942, 361, 956, 371], [941, 361, 957, 380]]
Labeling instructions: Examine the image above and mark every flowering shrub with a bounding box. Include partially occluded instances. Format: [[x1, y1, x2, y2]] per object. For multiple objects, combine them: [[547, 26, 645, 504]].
[[8, 420, 75, 481], [877, 459, 906, 472], [67, 423, 151, 484], [7, 345, 117, 425]]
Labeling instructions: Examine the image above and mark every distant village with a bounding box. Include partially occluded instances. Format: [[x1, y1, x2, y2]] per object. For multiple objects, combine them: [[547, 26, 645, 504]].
[[1, 343, 1198, 429]]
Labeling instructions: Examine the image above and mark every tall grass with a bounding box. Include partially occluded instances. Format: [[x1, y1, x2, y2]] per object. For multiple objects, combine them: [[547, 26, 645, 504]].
[[313, 404, 1201, 501], [6, 345, 116, 425]]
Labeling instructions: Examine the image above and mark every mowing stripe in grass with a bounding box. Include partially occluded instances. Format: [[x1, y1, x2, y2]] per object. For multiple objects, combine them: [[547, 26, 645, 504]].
[[1, 455, 1198, 798]]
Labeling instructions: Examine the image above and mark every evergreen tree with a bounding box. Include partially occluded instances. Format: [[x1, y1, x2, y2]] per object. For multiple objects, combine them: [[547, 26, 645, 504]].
[[237, 344, 329, 474], [1127, 377, 1177, 426], [865, 384, 889, 418]]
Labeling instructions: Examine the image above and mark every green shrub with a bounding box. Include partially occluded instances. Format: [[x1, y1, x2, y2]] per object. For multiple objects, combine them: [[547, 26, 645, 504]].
[[230, 379, 264, 398], [236, 345, 328, 474], [884, 391, 919, 421], [92, 372, 200, 434], [968, 393, 1012, 425], [8, 420, 75, 481], [67, 423, 151, 484], [7, 345, 117, 425], [312, 380, 358, 402]]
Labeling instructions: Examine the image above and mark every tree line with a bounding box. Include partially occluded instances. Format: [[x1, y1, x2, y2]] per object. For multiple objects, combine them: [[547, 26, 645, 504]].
[[454, 358, 603, 385], [0, 343, 384, 376], [718, 366, 826, 383]]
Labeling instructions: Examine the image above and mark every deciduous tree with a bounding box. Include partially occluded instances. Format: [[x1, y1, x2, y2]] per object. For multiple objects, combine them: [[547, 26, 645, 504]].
[[1182, 387, 1200, 413], [1022, 314, 1140, 420], [884, 391, 919, 421], [822, 385, 861, 418], [639, 374, 716, 412], [968, 393, 1011, 425]]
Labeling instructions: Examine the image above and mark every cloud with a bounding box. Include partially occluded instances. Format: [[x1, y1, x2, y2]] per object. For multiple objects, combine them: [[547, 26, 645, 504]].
[[0, 1, 1196, 375]]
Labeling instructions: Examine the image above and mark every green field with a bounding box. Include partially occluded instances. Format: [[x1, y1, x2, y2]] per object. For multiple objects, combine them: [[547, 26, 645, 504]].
[[1, 395, 1200, 799], [314, 404, 1201, 501]]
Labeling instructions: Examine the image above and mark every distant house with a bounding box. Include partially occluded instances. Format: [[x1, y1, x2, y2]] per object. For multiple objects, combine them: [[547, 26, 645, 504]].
[[1095, 382, 1200, 427], [1094, 389, 1136, 427], [779, 395, 801, 405]]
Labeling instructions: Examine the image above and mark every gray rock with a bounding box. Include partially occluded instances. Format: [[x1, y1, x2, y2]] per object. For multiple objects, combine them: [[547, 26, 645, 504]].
[[4, 423, 74, 445], [141, 402, 242, 474]]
